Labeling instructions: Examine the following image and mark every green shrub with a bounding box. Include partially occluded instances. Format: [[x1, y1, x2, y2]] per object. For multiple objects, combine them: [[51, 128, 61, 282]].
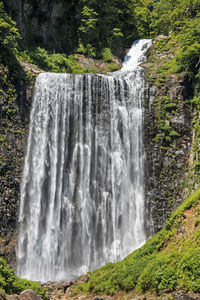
[[107, 63, 120, 72], [165, 136, 172, 144], [137, 253, 178, 293], [0, 1, 20, 54], [165, 103, 177, 112], [155, 37, 170, 51], [195, 219, 200, 227], [169, 130, 179, 138], [178, 248, 200, 292], [0, 258, 46, 297], [17, 47, 96, 74], [162, 125, 172, 132], [102, 48, 113, 62]]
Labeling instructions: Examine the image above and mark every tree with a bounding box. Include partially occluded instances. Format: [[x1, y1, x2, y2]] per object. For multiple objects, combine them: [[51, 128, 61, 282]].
[[0, 1, 19, 54]]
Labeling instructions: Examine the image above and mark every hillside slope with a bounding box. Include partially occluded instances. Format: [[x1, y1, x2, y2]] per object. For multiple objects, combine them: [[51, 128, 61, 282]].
[[69, 188, 200, 298]]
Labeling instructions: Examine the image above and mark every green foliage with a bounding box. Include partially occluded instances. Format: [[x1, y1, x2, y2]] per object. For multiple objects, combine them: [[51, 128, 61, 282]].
[[162, 124, 172, 132], [0, 1, 19, 54], [178, 249, 200, 292], [137, 253, 178, 293], [169, 130, 179, 138], [77, 0, 147, 55], [101, 48, 113, 62], [107, 63, 120, 72], [152, 95, 179, 147], [0, 258, 46, 297], [164, 135, 172, 144], [79, 6, 99, 45], [195, 219, 200, 227], [151, 0, 200, 83], [17, 47, 97, 74], [155, 37, 170, 51], [191, 94, 200, 178], [176, 43, 200, 78]]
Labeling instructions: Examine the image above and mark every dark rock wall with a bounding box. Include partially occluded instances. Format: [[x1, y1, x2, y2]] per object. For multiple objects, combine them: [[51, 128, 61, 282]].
[[143, 60, 193, 236], [0, 58, 35, 266], [2, 0, 81, 52]]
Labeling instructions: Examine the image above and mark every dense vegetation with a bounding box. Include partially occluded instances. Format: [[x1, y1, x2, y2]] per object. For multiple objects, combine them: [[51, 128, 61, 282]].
[[0, 1, 19, 54], [75, 188, 200, 295], [0, 258, 46, 297], [1, 0, 200, 79]]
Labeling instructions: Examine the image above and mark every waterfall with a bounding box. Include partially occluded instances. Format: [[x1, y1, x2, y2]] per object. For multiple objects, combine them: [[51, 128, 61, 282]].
[[17, 39, 152, 282]]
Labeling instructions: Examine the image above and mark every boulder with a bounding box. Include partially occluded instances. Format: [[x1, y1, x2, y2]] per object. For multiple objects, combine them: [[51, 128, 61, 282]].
[[172, 291, 198, 300], [19, 290, 41, 300]]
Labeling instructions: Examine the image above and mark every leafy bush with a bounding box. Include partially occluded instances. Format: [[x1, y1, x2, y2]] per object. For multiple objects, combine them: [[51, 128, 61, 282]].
[[164, 135, 172, 144], [17, 47, 97, 74], [102, 48, 113, 62], [107, 63, 120, 72], [0, 258, 46, 297], [169, 130, 179, 138], [165, 103, 177, 112], [176, 43, 200, 78], [0, 1, 19, 54], [178, 249, 200, 292], [137, 253, 178, 293]]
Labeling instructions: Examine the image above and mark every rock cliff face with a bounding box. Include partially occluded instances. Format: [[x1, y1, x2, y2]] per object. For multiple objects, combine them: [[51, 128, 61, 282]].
[[2, 0, 80, 52], [143, 38, 194, 235], [0, 57, 40, 266]]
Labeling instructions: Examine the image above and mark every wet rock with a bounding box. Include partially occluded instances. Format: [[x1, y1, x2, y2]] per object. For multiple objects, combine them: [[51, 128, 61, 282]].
[[19, 289, 41, 300]]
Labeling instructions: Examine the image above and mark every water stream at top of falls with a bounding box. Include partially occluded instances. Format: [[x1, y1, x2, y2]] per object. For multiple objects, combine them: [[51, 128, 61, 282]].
[[17, 39, 152, 282]]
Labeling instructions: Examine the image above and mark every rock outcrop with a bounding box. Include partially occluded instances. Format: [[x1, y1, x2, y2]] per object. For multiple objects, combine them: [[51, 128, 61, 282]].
[[2, 0, 81, 52], [143, 37, 194, 235], [0, 57, 38, 266], [7, 290, 42, 300]]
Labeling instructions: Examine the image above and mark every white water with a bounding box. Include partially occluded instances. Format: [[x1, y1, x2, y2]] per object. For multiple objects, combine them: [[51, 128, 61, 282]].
[[17, 39, 152, 282]]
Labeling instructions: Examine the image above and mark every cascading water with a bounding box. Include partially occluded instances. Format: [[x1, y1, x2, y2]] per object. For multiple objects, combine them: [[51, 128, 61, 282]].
[[17, 39, 152, 282]]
